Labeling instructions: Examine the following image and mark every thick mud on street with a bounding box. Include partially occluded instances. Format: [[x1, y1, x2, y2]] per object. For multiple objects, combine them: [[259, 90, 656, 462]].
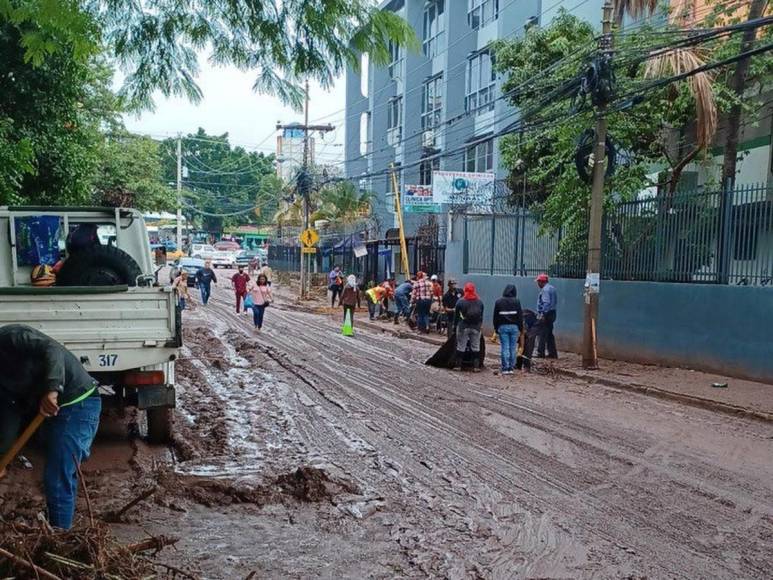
[[144, 285, 773, 579], [3, 282, 773, 578]]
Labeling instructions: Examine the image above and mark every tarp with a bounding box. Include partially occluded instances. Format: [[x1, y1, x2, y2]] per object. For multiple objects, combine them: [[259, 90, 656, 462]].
[[425, 333, 486, 369]]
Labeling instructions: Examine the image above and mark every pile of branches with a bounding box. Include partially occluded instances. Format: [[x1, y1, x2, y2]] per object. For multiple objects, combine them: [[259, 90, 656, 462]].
[[0, 519, 182, 580]]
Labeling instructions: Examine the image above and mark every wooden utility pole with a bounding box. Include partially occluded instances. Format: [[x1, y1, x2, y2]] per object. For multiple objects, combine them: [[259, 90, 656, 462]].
[[276, 82, 334, 299], [582, 0, 614, 370], [390, 164, 411, 277]]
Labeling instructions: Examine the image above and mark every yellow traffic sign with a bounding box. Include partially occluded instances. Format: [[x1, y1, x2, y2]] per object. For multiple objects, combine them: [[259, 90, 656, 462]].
[[299, 228, 319, 247], [301, 246, 317, 254]]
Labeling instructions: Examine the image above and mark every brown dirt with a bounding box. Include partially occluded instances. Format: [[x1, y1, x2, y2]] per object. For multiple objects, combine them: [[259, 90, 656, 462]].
[[2, 274, 773, 579]]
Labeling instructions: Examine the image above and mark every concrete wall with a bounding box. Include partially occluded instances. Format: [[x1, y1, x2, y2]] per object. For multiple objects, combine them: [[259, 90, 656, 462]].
[[445, 244, 773, 382]]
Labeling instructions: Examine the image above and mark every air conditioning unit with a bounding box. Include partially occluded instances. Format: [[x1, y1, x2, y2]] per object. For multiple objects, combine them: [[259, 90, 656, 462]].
[[422, 130, 435, 147]]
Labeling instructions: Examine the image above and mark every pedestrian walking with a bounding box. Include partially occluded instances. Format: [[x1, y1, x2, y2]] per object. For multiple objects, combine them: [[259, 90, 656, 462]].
[[328, 266, 344, 307], [0, 325, 101, 530], [493, 284, 523, 375], [441, 279, 462, 336], [341, 274, 359, 327], [249, 274, 273, 331], [454, 283, 485, 372], [535, 273, 558, 358], [231, 266, 251, 314], [248, 255, 259, 277], [195, 260, 218, 305], [411, 272, 434, 334], [172, 271, 190, 310]]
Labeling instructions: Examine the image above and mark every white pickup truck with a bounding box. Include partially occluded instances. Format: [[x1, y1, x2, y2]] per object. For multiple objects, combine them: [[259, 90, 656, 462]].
[[0, 206, 180, 442]]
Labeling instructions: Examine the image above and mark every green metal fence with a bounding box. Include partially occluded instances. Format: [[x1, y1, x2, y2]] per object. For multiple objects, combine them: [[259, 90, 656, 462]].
[[463, 183, 773, 285]]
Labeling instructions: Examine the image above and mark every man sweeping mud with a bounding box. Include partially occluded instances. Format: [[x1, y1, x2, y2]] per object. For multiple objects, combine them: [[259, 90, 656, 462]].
[[0, 324, 100, 530]]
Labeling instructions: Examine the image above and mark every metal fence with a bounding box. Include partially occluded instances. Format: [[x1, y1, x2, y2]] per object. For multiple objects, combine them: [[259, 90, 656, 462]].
[[269, 237, 446, 282], [463, 183, 773, 285]]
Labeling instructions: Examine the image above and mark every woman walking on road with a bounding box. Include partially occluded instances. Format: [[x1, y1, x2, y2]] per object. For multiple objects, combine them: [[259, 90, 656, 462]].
[[249, 274, 273, 331], [172, 271, 190, 310], [341, 275, 359, 328]]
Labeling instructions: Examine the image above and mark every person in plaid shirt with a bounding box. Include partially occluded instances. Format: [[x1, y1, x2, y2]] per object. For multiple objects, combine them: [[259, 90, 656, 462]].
[[411, 272, 434, 333]]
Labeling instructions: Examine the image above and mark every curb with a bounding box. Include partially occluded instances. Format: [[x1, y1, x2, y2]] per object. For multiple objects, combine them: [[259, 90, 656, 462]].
[[357, 319, 773, 425]]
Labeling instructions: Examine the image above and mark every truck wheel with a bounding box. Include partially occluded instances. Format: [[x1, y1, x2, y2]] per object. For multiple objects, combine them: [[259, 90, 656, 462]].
[[146, 408, 173, 444], [58, 245, 143, 287]]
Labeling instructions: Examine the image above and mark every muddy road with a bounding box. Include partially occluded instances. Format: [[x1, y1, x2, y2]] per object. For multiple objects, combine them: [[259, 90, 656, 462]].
[[3, 280, 773, 579]]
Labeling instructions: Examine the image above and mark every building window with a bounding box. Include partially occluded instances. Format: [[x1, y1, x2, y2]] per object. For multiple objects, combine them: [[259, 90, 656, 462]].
[[464, 138, 494, 173], [421, 74, 443, 130], [388, 40, 402, 79], [419, 152, 440, 185], [423, 0, 445, 58], [466, 50, 496, 114], [387, 96, 402, 145], [468, 0, 498, 29]]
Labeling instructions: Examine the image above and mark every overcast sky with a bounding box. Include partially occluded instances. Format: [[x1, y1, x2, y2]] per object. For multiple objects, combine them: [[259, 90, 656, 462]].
[[122, 61, 347, 164]]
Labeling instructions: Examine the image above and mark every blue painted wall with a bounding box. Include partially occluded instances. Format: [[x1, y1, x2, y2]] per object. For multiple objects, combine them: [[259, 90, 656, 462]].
[[445, 244, 773, 382]]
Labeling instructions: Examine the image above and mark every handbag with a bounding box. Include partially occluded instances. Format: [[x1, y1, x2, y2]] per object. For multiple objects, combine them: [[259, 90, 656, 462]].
[[244, 294, 254, 309]]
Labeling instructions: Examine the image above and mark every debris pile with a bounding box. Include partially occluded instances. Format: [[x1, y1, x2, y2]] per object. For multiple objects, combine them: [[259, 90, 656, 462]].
[[0, 520, 180, 579]]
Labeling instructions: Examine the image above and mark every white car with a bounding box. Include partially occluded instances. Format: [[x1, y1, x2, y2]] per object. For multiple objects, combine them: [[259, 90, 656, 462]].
[[211, 250, 236, 268], [191, 243, 216, 260]]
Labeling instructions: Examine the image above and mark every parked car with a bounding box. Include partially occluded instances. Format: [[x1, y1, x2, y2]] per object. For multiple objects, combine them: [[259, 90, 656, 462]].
[[190, 243, 216, 260], [170, 257, 205, 286], [235, 249, 258, 268]]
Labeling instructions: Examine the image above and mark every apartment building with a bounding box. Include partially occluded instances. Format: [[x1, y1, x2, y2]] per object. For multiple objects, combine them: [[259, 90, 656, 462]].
[[345, 0, 602, 236]]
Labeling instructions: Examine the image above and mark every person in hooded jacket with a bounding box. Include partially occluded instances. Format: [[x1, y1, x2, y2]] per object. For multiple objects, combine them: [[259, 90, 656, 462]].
[[493, 285, 523, 375], [454, 283, 485, 372]]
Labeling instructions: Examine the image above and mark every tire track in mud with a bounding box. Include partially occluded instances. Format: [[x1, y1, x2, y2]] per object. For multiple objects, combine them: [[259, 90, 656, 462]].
[[185, 290, 773, 579]]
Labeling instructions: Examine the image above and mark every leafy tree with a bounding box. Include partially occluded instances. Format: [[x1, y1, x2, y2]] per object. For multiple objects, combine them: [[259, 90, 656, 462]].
[[0, 21, 118, 205], [2, 0, 416, 110], [93, 132, 177, 211], [160, 129, 277, 232]]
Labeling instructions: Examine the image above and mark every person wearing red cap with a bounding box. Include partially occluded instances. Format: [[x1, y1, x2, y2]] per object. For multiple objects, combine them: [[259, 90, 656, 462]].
[[535, 273, 558, 358]]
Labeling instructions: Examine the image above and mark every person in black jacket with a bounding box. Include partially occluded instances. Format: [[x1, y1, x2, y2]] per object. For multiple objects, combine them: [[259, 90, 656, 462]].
[[0, 325, 101, 530], [493, 284, 523, 375], [454, 283, 485, 372]]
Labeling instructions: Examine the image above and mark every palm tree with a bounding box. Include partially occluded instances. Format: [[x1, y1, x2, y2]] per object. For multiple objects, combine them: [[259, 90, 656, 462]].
[[314, 181, 374, 224], [618, 0, 719, 193]]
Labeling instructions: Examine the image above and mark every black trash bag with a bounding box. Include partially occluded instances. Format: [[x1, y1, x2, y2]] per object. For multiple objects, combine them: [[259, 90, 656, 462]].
[[425, 333, 486, 369]]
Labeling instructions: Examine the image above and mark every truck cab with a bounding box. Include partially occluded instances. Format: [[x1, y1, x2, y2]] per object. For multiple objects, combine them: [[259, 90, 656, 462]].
[[0, 206, 180, 442]]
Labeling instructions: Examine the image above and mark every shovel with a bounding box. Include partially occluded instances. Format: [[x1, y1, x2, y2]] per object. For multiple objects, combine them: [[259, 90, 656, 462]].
[[0, 413, 45, 474]]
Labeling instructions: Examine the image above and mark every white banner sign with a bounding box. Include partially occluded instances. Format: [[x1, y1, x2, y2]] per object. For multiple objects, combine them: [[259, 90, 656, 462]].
[[403, 184, 441, 213], [432, 170, 495, 211]]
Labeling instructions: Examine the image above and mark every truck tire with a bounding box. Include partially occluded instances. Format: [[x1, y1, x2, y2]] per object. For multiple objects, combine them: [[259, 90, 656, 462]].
[[146, 408, 173, 444], [57, 245, 143, 287]]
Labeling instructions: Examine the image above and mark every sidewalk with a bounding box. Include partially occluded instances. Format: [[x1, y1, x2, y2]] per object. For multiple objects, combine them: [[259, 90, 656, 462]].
[[355, 316, 773, 423]]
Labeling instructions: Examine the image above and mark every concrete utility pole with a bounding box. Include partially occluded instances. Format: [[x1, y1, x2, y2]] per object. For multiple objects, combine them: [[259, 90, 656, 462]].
[[276, 82, 335, 299], [582, 0, 614, 370], [176, 134, 183, 251]]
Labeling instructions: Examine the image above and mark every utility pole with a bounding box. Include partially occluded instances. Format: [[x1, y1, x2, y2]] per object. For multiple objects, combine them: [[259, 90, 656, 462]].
[[582, 0, 614, 370], [390, 164, 411, 277], [176, 134, 183, 252], [277, 82, 335, 299]]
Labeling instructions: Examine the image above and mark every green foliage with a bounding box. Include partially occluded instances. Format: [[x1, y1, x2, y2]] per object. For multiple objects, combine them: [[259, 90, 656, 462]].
[[161, 129, 277, 232], [93, 133, 177, 211], [0, 20, 117, 206], [314, 181, 373, 224], [495, 9, 745, 234], [4, 0, 416, 111]]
